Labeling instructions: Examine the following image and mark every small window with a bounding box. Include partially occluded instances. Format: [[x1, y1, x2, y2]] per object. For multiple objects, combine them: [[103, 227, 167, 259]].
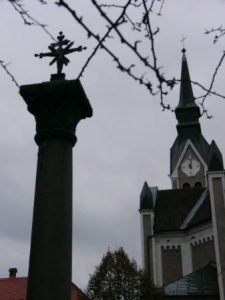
[[183, 182, 191, 188], [194, 181, 202, 188]]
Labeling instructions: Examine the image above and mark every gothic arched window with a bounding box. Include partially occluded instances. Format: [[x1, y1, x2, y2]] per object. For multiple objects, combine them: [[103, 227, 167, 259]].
[[194, 181, 202, 188]]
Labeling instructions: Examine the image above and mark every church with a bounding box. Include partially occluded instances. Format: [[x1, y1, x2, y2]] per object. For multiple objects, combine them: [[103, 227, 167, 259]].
[[139, 49, 225, 299]]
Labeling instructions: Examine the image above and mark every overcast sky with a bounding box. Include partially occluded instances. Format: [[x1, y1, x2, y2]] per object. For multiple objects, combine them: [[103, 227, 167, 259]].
[[0, 0, 225, 290]]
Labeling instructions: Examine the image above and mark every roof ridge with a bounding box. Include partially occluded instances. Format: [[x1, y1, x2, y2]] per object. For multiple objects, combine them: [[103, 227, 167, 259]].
[[180, 189, 208, 230], [0, 277, 27, 281]]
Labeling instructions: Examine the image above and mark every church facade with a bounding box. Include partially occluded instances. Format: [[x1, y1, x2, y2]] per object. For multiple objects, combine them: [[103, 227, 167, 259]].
[[139, 49, 225, 298]]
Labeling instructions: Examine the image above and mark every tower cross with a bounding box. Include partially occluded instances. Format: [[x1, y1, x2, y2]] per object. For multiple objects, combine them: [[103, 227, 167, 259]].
[[180, 35, 187, 49], [35, 31, 86, 74]]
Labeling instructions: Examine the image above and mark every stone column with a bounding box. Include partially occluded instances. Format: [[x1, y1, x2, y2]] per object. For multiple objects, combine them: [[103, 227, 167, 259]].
[[20, 75, 92, 300]]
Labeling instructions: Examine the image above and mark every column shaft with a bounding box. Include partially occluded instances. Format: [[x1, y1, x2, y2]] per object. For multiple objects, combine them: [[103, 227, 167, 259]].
[[27, 138, 73, 300], [20, 78, 92, 300]]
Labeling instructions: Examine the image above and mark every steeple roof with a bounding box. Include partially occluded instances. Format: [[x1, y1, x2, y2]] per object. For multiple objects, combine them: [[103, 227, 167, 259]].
[[140, 182, 154, 210], [174, 49, 201, 138], [177, 48, 198, 109], [170, 49, 224, 175]]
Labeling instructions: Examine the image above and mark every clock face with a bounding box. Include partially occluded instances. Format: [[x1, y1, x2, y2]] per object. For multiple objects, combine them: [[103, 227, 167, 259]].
[[181, 156, 200, 177]]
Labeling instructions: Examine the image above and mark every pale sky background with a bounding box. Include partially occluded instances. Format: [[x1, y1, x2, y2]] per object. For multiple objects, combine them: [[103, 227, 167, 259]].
[[0, 0, 225, 290]]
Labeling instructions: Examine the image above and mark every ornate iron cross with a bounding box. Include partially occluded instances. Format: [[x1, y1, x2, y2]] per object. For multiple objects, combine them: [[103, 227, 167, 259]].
[[35, 31, 86, 74]]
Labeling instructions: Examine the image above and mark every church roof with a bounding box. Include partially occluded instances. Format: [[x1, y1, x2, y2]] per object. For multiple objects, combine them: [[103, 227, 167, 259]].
[[0, 277, 89, 300], [208, 140, 224, 171], [154, 188, 211, 233], [164, 263, 219, 296], [177, 49, 197, 109], [174, 49, 201, 133], [140, 182, 154, 210]]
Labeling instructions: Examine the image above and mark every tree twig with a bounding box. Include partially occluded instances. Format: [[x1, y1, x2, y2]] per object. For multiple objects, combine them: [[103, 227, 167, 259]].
[[0, 60, 20, 89], [8, 0, 56, 41]]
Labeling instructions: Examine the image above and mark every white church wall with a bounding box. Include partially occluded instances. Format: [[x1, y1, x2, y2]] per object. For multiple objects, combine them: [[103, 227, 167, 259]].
[[153, 223, 213, 286]]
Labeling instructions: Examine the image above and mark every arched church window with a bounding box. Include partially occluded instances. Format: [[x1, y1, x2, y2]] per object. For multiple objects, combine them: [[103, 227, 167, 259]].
[[194, 181, 202, 188], [183, 182, 191, 188]]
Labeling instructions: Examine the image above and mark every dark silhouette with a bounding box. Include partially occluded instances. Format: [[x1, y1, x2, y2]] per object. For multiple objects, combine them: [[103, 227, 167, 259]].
[[20, 39, 92, 300], [35, 31, 87, 74], [86, 247, 163, 300]]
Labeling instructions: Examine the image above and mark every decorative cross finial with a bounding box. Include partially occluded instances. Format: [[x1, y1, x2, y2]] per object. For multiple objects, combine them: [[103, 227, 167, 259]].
[[35, 31, 87, 75], [180, 35, 187, 50]]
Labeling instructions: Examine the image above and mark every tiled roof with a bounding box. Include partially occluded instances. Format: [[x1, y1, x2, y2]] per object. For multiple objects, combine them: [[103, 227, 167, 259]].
[[0, 277, 89, 300], [0, 278, 27, 300], [154, 188, 210, 233], [180, 190, 209, 229], [188, 191, 211, 228]]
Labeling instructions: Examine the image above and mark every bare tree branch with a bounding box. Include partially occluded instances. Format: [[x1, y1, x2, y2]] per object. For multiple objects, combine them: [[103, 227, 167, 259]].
[[0, 60, 20, 89], [55, 0, 158, 95], [196, 52, 225, 104], [77, 0, 133, 79], [142, 0, 171, 109], [1, 0, 224, 116], [0, 0, 55, 89], [55, 0, 225, 114], [157, 0, 165, 16], [7, 0, 55, 41], [205, 26, 225, 44], [82, 0, 173, 109]]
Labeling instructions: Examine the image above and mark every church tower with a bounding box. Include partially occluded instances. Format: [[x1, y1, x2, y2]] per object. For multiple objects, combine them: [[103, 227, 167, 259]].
[[139, 49, 224, 297], [170, 49, 223, 189]]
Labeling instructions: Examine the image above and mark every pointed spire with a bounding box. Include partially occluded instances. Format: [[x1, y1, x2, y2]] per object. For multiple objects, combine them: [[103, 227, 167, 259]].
[[140, 182, 154, 210], [175, 49, 201, 137], [208, 140, 224, 171], [178, 48, 197, 108]]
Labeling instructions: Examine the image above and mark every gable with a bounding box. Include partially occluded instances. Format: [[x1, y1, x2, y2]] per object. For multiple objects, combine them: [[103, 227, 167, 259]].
[[170, 133, 212, 175], [171, 139, 207, 179], [170, 132, 224, 178]]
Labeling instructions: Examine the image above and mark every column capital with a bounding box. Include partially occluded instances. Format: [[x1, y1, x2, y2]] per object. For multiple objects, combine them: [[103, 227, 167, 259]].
[[20, 78, 93, 146]]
